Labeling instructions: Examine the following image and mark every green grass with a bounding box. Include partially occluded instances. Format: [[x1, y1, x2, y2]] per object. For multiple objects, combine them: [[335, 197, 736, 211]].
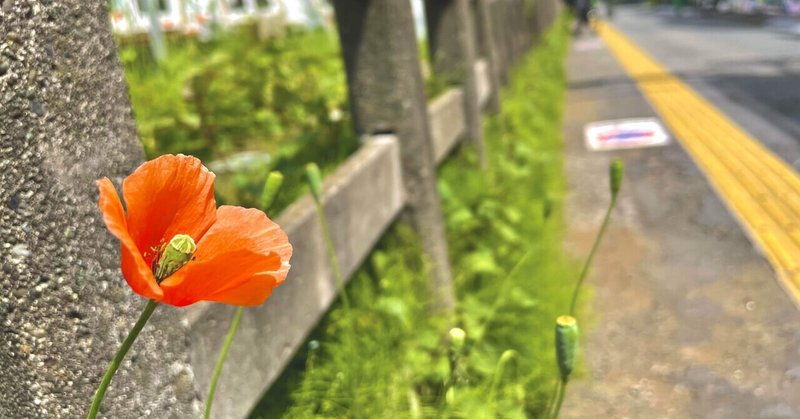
[[250, 16, 574, 419], [118, 26, 357, 212]]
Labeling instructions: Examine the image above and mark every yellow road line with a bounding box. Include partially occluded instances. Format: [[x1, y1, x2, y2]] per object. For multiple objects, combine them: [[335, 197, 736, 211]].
[[596, 22, 800, 304]]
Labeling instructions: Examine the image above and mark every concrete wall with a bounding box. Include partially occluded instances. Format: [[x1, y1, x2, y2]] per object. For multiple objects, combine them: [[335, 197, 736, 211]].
[[0, 1, 199, 417]]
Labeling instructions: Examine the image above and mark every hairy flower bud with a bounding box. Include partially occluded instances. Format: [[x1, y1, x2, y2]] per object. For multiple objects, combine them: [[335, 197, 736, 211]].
[[155, 234, 196, 281], [260, 171, 284, 212], [305, 163, 323, 203]]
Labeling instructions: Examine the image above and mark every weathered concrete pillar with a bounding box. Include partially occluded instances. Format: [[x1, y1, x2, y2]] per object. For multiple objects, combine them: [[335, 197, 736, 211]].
[[511, 0, 527, 61], [331, 0, 455, 312], [474, 0, 502, 112], [424, 0, 486, 166], [0, 1, 199, 418], [506, 0, 522, 66], [489, 0, 511, 83], [534, 0, 560, 36]]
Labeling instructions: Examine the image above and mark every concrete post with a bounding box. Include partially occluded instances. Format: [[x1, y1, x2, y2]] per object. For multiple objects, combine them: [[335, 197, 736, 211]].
[[535, 0, 560, 36], [474, 0, 502, 112], [491, 0, 511, 83], [424, 0, 486, 166], [331, 0, 455, 312], [505, 0, 520, 66], [511, 0, 526, 61], [0, 1, 198, 418]]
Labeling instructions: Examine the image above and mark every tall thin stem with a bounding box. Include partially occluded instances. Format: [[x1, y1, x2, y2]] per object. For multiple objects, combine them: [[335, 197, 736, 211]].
[[203, 306, 244, 419], [544, 378, 561, 416], [569, 195, 617, 316], [87, 299, 159, 419], [550, 379, 568, 419], [314, 200, 351, 310]]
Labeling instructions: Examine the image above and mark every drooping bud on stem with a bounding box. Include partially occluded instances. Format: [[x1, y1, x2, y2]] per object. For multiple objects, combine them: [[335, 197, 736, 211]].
[[155, 234, 196, 281], [260, 171, 284, 212], [305, 163, 323, 203], [609, 158, 624, 200], [555, 315, 579, 382]]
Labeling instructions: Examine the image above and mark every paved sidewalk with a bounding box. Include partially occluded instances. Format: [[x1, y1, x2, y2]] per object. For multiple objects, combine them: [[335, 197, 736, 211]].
[[561, 31, 800, 418]]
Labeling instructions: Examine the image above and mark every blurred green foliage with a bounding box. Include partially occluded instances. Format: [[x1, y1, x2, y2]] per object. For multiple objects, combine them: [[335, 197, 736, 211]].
[[119, 26, 357, 211], [251, 16, 574, 419]]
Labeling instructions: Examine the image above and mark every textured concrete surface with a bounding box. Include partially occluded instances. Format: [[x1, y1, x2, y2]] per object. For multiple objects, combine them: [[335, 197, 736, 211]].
[[0, 1, 199, 417], [562, 26, 800, 418], [333, 0, 455, 310], [428, 87, 467, 163], [474, 59, 493, 108], [425, 0, 485, 164]]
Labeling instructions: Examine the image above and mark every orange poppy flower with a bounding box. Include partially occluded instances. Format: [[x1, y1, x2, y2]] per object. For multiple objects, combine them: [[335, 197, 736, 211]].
[[96, 154, 292, 307]]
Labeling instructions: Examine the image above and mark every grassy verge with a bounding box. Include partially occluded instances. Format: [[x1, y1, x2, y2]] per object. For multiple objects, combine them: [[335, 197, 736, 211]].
[[251, 17, 572, 418]]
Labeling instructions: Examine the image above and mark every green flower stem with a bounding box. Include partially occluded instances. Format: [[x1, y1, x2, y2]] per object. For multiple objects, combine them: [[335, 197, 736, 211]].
[[307, 165, 358, 415], [568, 194, 617, 316], [544, 378, 561, 417], [479, 249, 535, 335], [550, 378, 568, 419], [313, 199, 350, 310], [488, 350, 517, 406], [87, 299, 159, 419], [204, 306, 244, 419]]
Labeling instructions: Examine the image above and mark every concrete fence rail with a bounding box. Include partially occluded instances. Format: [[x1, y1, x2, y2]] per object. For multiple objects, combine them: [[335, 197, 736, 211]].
[[0, 0, 559, 417]]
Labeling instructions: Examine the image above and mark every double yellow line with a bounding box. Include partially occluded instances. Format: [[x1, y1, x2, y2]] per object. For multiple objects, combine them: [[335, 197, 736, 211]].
[[597, 22, 800, 304]]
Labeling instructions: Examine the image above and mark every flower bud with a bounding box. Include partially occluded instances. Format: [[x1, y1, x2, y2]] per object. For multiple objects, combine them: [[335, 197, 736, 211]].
[[449, 327, 466, 352], [260, 171, 284, 212], [555, 315, 579, 382], [610, 158, 624, 199], [155, 234, 196, 281], [305, 163, 323, 203]]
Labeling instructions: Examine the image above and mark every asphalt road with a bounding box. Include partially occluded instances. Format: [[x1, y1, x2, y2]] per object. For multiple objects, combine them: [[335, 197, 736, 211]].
[[612, 6, 800, 168], [562, 8, 800, 418]]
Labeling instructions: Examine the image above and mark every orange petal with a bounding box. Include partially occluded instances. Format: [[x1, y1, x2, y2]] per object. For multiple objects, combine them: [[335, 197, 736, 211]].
[[96, 178, 163, 300], [160, 250, 280, 306], [206, 273, 279, 306], [159, 206, 292, 306], [122, 155, 217, 266]]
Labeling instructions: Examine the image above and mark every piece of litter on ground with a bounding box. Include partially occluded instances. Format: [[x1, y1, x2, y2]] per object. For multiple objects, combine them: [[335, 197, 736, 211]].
[[584, 117, 670, 151]]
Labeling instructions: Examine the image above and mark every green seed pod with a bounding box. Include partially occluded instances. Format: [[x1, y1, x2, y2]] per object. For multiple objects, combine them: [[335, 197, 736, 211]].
[[155, 234, 196, 281], [555, 315, 579, 382], [449, 327, 466, 352], [260, 171, 284, 213], [305, 163, 323, 203], [609, 158, 624, 199]]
